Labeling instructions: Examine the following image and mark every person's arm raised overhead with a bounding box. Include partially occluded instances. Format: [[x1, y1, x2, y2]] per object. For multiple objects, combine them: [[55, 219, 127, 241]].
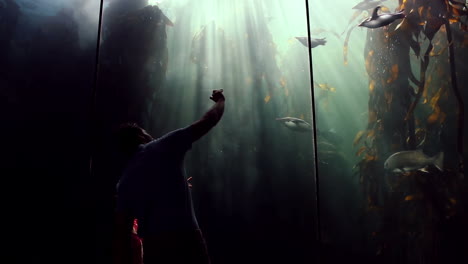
[[189, 89, 225, 143]]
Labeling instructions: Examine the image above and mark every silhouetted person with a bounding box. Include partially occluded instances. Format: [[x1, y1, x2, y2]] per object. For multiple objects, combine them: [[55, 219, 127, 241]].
[[114, 89, 225, 264]]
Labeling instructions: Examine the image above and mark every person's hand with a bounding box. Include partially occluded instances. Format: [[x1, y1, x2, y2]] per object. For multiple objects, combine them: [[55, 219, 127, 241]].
[[210, 89, 225, 102]]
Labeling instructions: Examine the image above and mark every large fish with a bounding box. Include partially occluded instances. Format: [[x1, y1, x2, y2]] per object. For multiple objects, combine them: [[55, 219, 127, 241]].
[[359, 6, 405, 28], [295, 37, 327, 48], [384, 150, 444, 173], [449, 0, 467, 12], [276, 117, 312, 132], [352, 0, 385, 11]]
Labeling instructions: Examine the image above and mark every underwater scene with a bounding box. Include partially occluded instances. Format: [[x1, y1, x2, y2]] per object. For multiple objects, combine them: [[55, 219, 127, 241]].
[[0, 0, 466, 263]]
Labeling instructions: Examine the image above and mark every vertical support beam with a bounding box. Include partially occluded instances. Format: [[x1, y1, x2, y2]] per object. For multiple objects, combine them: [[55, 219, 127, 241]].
[[304, 0, 322, 256], [89, 0, 105, 174]]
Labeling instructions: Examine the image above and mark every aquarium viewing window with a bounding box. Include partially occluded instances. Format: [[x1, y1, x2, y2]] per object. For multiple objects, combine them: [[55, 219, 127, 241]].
[[0, 0, 466, 263]]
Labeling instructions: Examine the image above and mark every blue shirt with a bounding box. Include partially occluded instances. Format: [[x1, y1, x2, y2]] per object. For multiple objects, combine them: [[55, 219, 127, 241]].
[[116, 126, 199, 237]]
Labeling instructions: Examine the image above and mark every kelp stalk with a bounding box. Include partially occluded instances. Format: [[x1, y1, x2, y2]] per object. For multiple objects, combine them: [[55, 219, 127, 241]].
[[404, 43, 432, 123], [405, 43, 432, 149]]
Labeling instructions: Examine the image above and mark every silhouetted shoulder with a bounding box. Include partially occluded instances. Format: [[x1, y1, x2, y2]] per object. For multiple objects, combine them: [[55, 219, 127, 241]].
[[146, 126, 193, 153]]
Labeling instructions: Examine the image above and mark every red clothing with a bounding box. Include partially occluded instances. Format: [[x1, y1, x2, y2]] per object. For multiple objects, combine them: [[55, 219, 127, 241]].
[[131, 219, 143, 264]]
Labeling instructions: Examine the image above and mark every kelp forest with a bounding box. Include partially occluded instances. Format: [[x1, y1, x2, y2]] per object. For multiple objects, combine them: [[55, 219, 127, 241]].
[[346, 0, 467, 262], [92, 1, 317, 263], [0, 0, 466, 263]]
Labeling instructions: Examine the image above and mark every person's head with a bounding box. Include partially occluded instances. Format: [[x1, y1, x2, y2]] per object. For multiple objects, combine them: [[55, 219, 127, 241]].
[[117, 123, 153, 157]]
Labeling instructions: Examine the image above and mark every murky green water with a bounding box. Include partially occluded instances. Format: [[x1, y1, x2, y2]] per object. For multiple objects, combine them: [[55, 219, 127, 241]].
[[1, 0, 466, 263]]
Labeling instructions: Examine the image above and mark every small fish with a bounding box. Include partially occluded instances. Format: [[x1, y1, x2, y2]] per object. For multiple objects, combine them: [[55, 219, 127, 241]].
[[276, 117, 312, 132], [317, 140, 338, 152], [359, 6, 405, 28], [295, 37, 327, 48], [318, 128, 343, 144], [384, 150, 444, 173], [352, 0, 385, 11], [449, 0, 467, 12]]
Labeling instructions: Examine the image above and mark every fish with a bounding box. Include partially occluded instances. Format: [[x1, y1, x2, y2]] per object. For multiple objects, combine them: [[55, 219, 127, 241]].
[[295, 37, 327, 48], [318, 128, 343, 144], [384, 149, 444, 173], [352, 0, 385, 11], [358, 6, 405, 28], [449, 0, 467, 12], [317, 140, 338, 152], [276, 117, 312, 132]]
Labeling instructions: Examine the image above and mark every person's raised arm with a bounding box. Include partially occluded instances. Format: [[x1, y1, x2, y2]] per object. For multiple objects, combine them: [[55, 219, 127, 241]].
[[189, 89, 225, 143]]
